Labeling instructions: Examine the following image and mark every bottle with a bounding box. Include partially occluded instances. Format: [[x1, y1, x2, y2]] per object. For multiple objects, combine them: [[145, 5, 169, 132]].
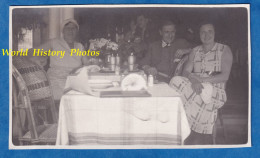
[[120, 27, 124, 41], [143, 73, 148, 83], [148, 74, 154, 87], [110, 54, 116, 65], [116, 54, 120, 65], [128, 53, 135, 65], [106, 53, 111, 65], [128, 53, 135, 71]]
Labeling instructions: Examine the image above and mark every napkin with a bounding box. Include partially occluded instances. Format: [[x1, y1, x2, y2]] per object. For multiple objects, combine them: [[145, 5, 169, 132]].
[[63, 66, 100, 97]]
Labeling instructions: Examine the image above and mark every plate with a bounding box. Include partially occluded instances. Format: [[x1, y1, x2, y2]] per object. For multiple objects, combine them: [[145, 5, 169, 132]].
[[88, 79, 113, 89], [88, 79, 112, 84], [90, 83, 113, 89]]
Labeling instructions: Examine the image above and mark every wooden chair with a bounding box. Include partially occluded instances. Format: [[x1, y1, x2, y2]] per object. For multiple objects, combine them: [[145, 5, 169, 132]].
[[12, 58, 58, 145]]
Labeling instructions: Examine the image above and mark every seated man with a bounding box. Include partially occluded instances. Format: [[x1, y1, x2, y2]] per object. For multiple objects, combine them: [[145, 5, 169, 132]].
[[170, 22, 233, 145], [139, 20, 192, 83]]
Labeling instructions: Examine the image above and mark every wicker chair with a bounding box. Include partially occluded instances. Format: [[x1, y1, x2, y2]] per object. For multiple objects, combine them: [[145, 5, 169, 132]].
[[173, 55, 189, 76], [12, 57, 58, 145]]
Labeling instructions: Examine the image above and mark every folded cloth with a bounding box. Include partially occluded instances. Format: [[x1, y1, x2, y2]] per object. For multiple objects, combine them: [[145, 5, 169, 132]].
[[63, 66, 100, 96], [200, 82, 213, 104]]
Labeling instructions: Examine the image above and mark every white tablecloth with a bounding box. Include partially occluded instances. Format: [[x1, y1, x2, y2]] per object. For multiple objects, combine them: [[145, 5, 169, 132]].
[[56, 83, 190, 146]]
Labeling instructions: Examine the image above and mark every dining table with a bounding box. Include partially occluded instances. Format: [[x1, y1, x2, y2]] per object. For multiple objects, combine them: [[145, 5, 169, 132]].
[[55, 71, 191, 147]]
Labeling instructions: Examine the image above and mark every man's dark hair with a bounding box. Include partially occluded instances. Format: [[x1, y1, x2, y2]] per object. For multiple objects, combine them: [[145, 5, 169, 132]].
[[160, 20, 176, 30], [199, 20, 216, 30]]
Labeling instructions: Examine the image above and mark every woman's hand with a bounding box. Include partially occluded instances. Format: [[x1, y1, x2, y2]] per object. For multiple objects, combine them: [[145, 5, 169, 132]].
[[188, 74, 204, 94], [191, 82, 203, 94]]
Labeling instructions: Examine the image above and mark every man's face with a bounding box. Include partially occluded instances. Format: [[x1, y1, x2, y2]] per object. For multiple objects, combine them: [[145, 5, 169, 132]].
[[136, 15, 148, 29], [63, 22, 78, 44], [200, 24, 215, 45], [160, 25, 176, 44]]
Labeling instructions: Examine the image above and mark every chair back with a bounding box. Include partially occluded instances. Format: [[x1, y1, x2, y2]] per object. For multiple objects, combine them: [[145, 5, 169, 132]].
[[174, 55, 189, 76], [12, 65, 39, 140], [12, 57, 57, 123]]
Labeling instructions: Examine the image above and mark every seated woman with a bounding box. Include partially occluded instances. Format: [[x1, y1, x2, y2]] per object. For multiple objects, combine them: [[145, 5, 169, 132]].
[[169, 22, 233, 145], [30, 19, 88, 101]]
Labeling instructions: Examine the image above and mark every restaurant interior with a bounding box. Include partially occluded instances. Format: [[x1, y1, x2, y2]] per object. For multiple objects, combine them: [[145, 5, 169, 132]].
[[12, 6, 249, 145]]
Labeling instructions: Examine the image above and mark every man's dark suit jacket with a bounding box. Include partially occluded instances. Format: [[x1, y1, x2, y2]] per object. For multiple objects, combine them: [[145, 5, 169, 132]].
[[139, 39, 191, 81]]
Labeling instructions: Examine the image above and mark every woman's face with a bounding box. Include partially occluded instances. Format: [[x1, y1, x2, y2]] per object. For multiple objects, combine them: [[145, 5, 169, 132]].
[[200, 24, 215, 45], [63, 22, 78, 44]]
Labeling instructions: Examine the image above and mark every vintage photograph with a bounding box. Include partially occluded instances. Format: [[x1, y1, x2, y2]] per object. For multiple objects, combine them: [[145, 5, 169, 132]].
[[10, 4, 250, 149]]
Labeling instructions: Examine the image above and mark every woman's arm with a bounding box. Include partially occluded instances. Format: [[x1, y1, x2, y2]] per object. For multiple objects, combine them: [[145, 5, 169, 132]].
[[201, 46, 233, 83], [182, 50, 204, 94], [182, 50, 195, 78]]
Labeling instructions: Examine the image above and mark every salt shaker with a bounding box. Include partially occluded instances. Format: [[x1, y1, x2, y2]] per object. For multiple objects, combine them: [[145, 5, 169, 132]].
[[143, 73, 147, 82], [148, 74, 154, 87], [115, 65, 120, 75]]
